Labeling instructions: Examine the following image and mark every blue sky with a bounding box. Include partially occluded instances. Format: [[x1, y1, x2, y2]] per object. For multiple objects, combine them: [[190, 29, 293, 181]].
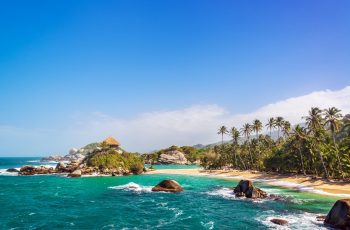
[[0, 0, 350, 156]]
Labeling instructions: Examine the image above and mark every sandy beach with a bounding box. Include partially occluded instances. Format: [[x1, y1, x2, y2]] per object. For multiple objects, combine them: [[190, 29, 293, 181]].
[[146, 168, 350, 197]]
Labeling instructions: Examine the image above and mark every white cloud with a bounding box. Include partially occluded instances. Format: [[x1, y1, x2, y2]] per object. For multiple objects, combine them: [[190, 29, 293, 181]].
[[67, 86, 350, 153], [1, 86, 350, 155]]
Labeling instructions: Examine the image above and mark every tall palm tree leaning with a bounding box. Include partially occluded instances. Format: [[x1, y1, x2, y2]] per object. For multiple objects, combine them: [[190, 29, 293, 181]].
[[304, 107, 330, 179], [252, 119, 263, 140], [241, 123, 254, 168], [218, 126, 228, 146], [282, 120, 291, 138], [291, 125, 307, 175], [266, 117, 276, 137], [324, 107, 343, 178], [275, 116, 284, 139], [229, 127, 240, 168]]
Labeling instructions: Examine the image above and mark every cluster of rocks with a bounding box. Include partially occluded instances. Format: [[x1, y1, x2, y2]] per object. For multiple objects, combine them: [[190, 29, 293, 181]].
[[41, 148, 87, 163], [233, 180, 268, 199], [157, 150, 190, 165], [144, 150, 192, 165], [18, 158, 138, 177], [19, 165, 56, 175]]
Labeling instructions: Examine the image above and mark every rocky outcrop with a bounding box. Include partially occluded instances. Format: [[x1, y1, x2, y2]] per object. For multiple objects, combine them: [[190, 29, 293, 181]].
[[6, 168, 19, 172], [55, 162, 67, 173], [158, 150, 189, 165], [233, 180, 268, 199], [19, 165, 55, 175], [270, 218, 288, 226], [324, 199, 350, 229], [68, 169, 82, 177], [152, 180, 183, 193], [41, 155, 65, 162]]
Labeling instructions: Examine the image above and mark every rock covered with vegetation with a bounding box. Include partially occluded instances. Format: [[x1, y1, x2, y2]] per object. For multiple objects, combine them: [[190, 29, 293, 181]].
[[20, 137, 145, 177], [143, 145, 206, 165]]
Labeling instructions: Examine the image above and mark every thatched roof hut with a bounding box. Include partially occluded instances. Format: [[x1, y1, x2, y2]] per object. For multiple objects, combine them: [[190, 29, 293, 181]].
[[103, 136, 120, 148]]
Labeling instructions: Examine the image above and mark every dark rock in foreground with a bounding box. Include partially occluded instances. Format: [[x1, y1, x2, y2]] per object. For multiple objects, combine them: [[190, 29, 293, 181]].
[[152, 180, 183, 193], [233, 180, 267, 199], [6, 168, 19, 172], [324, 199, 350, 229], [270, 218, 288, 226]]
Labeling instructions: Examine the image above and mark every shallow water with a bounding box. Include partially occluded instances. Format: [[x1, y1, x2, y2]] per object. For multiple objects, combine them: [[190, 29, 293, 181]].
[[0, 158, 339, 229]]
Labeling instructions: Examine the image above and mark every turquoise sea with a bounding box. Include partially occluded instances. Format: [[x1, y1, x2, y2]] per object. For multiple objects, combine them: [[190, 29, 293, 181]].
[[0, 157, 340, 229]]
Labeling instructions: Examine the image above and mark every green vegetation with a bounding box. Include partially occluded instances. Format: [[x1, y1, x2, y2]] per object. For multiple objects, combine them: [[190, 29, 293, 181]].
[[87, 149, 144, 175], [202, 107, 350, 180]]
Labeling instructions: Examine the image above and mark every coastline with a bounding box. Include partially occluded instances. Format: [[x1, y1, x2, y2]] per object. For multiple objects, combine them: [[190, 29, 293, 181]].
[[146, 168, 350, 198]]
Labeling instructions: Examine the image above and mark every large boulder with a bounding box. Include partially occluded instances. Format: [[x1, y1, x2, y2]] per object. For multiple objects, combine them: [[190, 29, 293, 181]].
[[158, 150, 189, 165], [324, 199, 350, 229], [55, 162, 66, 172], [152, 180, 183, 193], [68, 169, 82, 178], [233, 180, 267, 199], [270, 218, 288, 226]]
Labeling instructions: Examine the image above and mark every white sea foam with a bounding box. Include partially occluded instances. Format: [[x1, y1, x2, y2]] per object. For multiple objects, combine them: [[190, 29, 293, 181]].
[[109, 182, 153, 193], [266, 180, 350, 198], [256, 211, 326, 229], [201, 221, 214, 230], [0, 169, 18, 176], [205, 187, 237, 200]]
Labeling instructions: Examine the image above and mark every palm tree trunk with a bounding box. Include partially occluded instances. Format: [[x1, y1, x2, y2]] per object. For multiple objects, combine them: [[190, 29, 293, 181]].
[[318, 148, 330, 179], [333, 133, 344, 179], [298, 145, 306, 175], [247, 137, 253, 169], [232, 143, 237, 168]]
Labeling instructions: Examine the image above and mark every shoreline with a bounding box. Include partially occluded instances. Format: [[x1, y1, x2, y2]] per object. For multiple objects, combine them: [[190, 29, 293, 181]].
[[146, 168, 350, 198]]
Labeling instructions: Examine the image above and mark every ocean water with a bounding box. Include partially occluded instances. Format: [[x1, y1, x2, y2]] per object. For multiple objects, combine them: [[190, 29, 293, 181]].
[[0, 158, 340, 229]]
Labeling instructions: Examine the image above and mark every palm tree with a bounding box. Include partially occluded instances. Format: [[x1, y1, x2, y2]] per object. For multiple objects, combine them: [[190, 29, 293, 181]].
[[291, 125, 307, 175], [282, 120, 291, 138], [241, 123, 253, 168], [218, 126, 228, 146], [252, 119, 263, 140], [324, 107, 342, 143], [266, 117, 276, 137], [304, 107, 330, 179], [229, 127, 240, 168], [275, 116, 284, 139], [324, 107, 343, 178]]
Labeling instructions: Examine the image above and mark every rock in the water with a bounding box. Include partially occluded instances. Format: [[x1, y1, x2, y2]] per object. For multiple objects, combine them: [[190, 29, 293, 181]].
[[152, 180, 183, 193], [270, 218, 288, 226], [68, 169, 82, 177], [6, 168, 19, 172], [19, 165, 54, 175], [324, 199, 350, 229], [233, 180, 267, 199], [55, 162, 66, 172], [158, 150, 189, 165], [19, 166, 37, 175]]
